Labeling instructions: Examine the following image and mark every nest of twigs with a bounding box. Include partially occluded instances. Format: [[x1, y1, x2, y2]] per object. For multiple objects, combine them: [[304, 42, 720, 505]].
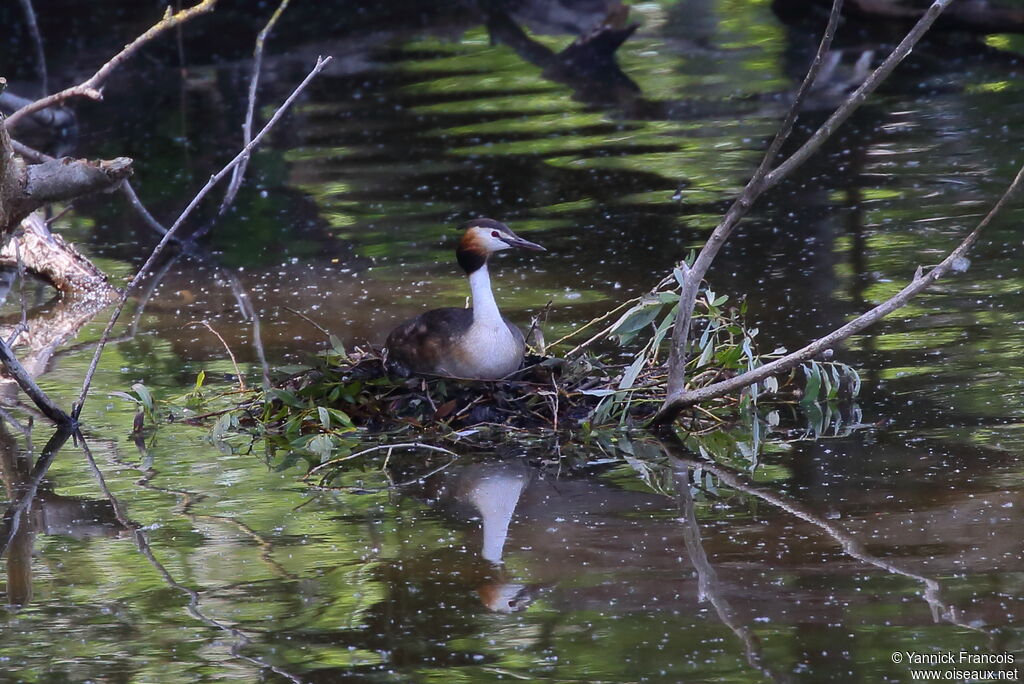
[[261, 347, 632, 433]]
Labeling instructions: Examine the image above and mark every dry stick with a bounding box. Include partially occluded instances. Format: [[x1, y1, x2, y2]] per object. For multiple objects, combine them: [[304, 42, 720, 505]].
[[0, 339, 71, 425], [17, 0, 48, 97], [120, 180, 169, 236], [196, 320, 246, 391], [660, 161, 1024, 414], [72, 56, 333, 420], [12, 141, 166, 247], [3, 0, 218, 130], [219, 0, 292, 215], [658, 0, 955, 423], [283, 306, 332, 340], [549, 295, 641, 351]]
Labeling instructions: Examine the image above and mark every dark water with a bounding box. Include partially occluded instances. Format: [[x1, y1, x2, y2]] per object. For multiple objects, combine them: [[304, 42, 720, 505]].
[[1, 1, 1023, 681]]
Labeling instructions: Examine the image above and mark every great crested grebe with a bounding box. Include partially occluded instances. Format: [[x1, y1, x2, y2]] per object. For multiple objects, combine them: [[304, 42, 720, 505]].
[[384, 218, 545, 379]]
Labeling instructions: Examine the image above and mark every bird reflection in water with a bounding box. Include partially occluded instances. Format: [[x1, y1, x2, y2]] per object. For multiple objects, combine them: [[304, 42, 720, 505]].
[[426, 462, 542, 613]]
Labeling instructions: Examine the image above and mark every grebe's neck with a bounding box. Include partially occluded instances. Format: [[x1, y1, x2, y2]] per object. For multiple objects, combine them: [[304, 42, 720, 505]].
[[468, 264, 502, 325]]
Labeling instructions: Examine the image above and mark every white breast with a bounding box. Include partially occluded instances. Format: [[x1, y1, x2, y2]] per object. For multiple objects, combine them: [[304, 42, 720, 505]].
[[452, 320, 522, 379]]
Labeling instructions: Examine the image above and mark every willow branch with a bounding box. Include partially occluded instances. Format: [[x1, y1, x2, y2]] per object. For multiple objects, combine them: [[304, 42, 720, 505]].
[[3, 0, 217, 130], [653, 160, 1024, 418], [662, 0, 846, 404], [660, 0, 954, 419], [72, 55, 332, 420]]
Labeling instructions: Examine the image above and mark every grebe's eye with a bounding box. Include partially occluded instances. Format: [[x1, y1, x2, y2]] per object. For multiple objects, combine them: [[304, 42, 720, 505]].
[[491, 231, 500, 238]]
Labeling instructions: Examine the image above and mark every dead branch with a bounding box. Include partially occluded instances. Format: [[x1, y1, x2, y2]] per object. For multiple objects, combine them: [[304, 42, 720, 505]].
[[3, 0, 217, 130], [1, 123, 133, 234], [219, 0, 292, 216], [0, 214, 115, 297], [655, 0, 954, 424], [0, 339, 70, 425], [72, 55, 333, 420], [654, 160, 1024, 418]]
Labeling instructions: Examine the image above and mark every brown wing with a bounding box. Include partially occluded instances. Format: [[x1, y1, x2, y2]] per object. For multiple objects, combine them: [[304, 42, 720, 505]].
[[384, 308, 473, 377]]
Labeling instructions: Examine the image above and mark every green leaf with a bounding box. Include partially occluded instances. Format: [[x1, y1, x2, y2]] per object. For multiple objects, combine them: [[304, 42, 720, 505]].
[[132, 383, 154, 412], [307, 434, 335, 460], [194, 370, 206, 391], [580, 388, 618, 397], [610, 300, 663, 339], [329, 334, 346, 357], [651, 308, 676, 350], [212, 412, 233, 440], [801, 364, 822, 405], [269, 388, 304, 408], [619, 354, 646, 390], [828, 365, 842, 400], [318, 406, 331, 430], [819, 364, 833, 400], [327, 408, 355, 429]]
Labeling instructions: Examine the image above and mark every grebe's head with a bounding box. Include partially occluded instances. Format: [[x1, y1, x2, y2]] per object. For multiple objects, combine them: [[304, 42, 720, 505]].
[[456, 218, 545, 273]]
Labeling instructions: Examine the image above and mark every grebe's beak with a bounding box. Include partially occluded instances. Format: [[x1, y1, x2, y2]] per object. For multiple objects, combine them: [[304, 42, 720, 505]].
[[501, 233, 546, 252]]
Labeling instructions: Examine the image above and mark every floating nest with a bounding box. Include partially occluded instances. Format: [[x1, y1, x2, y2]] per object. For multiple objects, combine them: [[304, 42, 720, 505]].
[[258, 348, 621, 433]]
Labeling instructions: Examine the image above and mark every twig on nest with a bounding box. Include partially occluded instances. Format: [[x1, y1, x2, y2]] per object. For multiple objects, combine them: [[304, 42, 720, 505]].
[[194, 320, 246, 391]]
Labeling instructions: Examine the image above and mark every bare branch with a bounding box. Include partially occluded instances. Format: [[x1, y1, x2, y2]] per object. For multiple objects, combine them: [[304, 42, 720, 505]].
[[658, 0, 954, 420], [1, 138, 133, 235], [72, 56, 333, 420], [219, 0, 292, 216], [2, 0, 218, 130], [195, 320, 247, 391], [0, 338, 72, 425], [0, 214, 115, 297], [21, 156, 132, 207], [764, 0, 956, 187], [653, 160, 1024, 419], [662, 0, 846, 404]]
